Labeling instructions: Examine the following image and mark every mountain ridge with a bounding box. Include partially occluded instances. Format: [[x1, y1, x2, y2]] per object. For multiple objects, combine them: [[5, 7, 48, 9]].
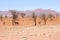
[[0, 9, 60, 16]]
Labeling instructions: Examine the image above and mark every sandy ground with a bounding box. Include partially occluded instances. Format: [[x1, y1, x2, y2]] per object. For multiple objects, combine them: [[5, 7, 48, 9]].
[[0, 25, 60, 40]]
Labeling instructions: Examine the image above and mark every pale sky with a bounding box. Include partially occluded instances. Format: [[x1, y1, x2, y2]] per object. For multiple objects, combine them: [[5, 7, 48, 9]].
[[0, 0, 60, 12]]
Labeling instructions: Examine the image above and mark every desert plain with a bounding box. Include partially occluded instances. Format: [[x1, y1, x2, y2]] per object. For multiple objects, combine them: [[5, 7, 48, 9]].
[[0, 17, 60, 40]]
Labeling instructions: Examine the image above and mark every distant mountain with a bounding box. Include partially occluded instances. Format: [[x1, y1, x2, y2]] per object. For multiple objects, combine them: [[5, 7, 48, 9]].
[[33, 9, 60, 16], [0, 9, 60, 17], [0, 11, 11, 17]]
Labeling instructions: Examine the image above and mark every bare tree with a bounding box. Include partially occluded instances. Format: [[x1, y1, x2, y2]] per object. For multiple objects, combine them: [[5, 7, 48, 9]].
[[20, 13, 26, 18], [40, 13, 54, 24], [20, 13, 26, 21], [48, 13, 55, 21], [56, 13, 58, 18], [0, 15, 5, 25], [32, 13, 37, 26], [10, 10, 18, 25], [56, 13, 59, 20], [5, 15, 7, 18], [0, 15, 3, 21]]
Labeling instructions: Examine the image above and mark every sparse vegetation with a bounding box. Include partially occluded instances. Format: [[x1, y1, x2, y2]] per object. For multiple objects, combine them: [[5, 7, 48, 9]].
[[0, 15, 3, 21], [5, 15, 7, 18], [32, 13, 37, 26], [0, 10, 59, 25], [20, 13, 26, 18], [20, 13, 26, 21], [10, 10, 18, 25], [48, 14, 55, 21], [40, 13, 54, 24]]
